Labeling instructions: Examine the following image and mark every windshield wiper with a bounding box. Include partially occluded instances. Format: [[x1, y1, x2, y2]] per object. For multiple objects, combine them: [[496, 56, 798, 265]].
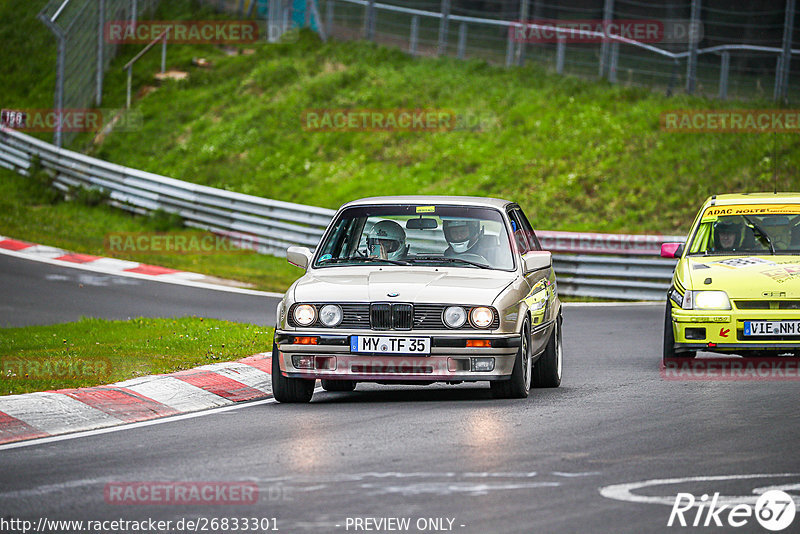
[[408, 256, 491, 269], [742, 215, 775, 255], [319, 256, 409, 266]]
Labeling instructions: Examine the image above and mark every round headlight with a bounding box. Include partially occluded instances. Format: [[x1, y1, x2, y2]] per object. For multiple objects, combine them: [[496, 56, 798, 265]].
[[319, 304, 343, 327], [293, 304, 317, 326], [470, 307, 494, 328], [443, 306, 467, 328]]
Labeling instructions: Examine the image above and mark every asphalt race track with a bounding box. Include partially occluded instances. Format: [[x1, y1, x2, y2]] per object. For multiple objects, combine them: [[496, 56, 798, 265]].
[[2, 256, 800, 533], [0, 254, 279, 327]]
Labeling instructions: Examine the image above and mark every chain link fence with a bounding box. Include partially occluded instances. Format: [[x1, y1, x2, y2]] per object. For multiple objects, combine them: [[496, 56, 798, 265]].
[[38, 0, 161, 147], [318, 0, 799, 102]]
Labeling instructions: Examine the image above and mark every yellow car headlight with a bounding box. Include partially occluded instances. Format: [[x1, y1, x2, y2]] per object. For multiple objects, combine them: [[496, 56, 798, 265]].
[[683, 290, 732, 310]]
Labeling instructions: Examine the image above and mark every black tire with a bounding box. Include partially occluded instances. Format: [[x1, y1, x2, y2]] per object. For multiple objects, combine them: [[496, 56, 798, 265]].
[[321, 379, 357, 392], [663, 302, 695, 364], [491, 318, 532, 399], [532, 314, 562, 388], [271, 345, 315, 403]]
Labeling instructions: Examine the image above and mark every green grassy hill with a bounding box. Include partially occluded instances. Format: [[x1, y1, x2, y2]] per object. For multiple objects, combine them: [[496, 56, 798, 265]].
[[88, 31, 799, 234]]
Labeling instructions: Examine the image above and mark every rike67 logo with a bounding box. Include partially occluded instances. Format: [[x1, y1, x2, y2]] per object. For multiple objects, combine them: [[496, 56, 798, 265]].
[[669, 490, 796, 531]]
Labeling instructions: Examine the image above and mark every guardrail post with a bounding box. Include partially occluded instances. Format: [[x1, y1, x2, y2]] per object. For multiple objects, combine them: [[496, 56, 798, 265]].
[[515, 0, 529, 66], [161, 29, 168, 73], [598, 0, 614, 78], [774, 0, 795, 102], [686, 0, 701, 94], [238, 0, 246, 16], [437, 0, 451, 56], [457, 22, 467, 59], [505, 23, 515, 67], [96, 0, 105, 107], [126, 66, 132, 109], [364, 0, 375, 41], [718, 51, 730, 99], [131, 0, 138, 25], [609, 41, 619, 83], [268, 0, 279, 42], [556, 35, 565, 74], [409, 15, 419, 56]]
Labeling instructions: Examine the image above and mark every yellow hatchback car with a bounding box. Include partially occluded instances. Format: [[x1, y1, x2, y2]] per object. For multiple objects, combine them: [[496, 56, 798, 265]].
[[661, 193, 800, 361]]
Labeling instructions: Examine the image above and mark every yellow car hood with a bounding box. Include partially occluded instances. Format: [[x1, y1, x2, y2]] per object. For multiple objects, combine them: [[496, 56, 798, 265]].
[[684, 255, 800, 298]]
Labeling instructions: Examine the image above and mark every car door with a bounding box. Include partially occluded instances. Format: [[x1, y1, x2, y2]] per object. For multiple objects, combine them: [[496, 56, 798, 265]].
[[508, 206, 555, 354]]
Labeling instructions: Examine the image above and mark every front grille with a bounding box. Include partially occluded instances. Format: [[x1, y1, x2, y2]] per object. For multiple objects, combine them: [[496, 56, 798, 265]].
[[392, 303, 413, 330], [735, 300, 800, 310], [370, 303, 393, 330]]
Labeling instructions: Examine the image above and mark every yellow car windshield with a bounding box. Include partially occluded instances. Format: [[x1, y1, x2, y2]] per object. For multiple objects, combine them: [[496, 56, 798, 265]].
[[688, 204, 800, 255]]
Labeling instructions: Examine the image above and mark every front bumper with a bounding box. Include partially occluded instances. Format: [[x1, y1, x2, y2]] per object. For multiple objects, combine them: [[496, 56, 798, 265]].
[[274, 331, 520, 382], [671, 308, 800, 353]]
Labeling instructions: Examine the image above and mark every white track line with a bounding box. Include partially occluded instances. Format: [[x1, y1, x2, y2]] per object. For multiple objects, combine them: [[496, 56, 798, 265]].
[[0, 246, 283, 297]]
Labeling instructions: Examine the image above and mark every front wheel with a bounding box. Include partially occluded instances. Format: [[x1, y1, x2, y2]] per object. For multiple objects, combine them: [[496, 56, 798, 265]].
[[532, 314, 562, 388], [663, 302, 696, 364], [491, 318, 532, 399], [271, 345, 315, 403]]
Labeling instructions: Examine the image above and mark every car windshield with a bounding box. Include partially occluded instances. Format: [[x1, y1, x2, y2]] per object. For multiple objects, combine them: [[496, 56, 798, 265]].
[[313, 205, 515, 270], [687, 205, 800, 256]]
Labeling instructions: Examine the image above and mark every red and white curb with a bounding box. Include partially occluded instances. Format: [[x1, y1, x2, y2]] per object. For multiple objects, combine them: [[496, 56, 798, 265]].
[[0, 353, 274, 445], [0, 235, 281, 297]]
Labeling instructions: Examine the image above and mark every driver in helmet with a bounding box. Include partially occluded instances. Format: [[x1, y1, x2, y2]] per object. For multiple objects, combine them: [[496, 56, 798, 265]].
[[713, 219, 743, 252], [366, 220, 408, 260], [442, 218, 493, 261]]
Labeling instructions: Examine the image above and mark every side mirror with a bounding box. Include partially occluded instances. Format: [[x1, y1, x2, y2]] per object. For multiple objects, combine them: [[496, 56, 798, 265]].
[[287, 246, 313, 270], [660, 242, 684, 259], [522, 251, 552, 273]]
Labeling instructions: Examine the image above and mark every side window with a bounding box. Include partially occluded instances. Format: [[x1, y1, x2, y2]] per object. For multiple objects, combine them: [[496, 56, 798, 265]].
[[515, 209, 542, 251], [508, 210, 531, 254]]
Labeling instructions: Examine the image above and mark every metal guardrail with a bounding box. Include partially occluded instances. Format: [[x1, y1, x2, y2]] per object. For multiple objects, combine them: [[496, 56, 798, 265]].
[[0, 127, 680, 300]]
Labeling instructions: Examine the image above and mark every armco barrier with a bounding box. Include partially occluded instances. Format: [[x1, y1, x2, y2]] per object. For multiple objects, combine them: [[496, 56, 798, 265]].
[[0, 127, 682, 300]]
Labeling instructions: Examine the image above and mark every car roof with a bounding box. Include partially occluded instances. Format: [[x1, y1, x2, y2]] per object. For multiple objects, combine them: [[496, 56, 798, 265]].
[[341, 196, 515, 210], [703, 192, 800, 207]]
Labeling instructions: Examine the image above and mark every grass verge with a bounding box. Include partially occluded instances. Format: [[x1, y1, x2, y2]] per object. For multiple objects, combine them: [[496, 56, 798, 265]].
[[0, 317, 273, 396]]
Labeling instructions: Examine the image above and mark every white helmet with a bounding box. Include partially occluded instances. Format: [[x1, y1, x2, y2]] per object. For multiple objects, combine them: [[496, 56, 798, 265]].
[[367, 220, 407, 260], [443, 219, 481, 253]]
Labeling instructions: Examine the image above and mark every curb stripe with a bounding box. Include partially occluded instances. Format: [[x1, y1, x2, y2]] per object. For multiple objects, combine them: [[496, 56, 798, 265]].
[[0, 411, 48, 444], [0, 392, 124, 435], [118, 376, 232, 413], [0, 238, 33, 251], [59, 387, 179, 423], [54, 253, 103, 264], [239, 354, 272, 374], [172, 370, 265, 402], [124, 264, 180, 275], [195, 362, 271, 393]]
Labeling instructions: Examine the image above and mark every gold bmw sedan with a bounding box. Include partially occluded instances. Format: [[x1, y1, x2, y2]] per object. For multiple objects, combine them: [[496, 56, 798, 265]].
[[272, 196, 562, 402]]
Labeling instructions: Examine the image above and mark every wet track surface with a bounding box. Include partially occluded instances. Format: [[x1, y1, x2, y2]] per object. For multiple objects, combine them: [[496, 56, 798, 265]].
[[1, 256, 799, 533]]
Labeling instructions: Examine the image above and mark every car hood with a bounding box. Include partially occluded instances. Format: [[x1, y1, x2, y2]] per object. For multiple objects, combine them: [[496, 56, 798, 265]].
[[293, 267, 516, 305], [684, 255, 800, 298]]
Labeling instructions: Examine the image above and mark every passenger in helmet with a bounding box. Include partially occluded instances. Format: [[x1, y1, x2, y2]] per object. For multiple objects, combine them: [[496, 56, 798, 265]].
[[760, 216, 793, 250], [713, 219, 743, 252], [366, 220, 408, 260]]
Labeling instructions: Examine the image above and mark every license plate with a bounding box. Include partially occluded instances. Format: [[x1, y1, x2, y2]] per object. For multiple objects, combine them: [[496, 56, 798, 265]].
[[351, 336, 431, 354], [743, 321, 800, 336]]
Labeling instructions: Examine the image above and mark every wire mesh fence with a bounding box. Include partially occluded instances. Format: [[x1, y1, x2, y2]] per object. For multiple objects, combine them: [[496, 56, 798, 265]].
[[38, 0, 162, 147], [318, 0, 799, 103]]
